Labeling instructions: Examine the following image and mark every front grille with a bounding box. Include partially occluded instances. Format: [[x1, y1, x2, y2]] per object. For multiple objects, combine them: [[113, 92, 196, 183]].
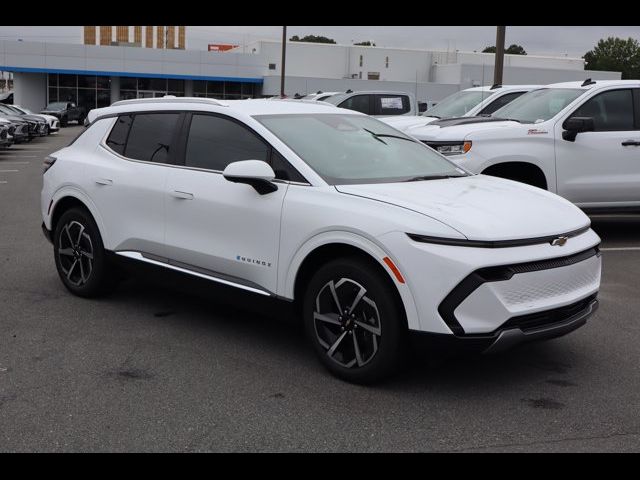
[[499, 294, 597, 333]]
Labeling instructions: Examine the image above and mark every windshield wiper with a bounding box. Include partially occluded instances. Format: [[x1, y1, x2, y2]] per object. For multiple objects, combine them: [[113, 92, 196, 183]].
[[362, 128, 415, 144], [405, 174, 466, 182]]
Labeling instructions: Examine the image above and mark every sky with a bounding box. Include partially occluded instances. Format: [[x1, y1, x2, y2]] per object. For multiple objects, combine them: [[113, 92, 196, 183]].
[[1, 26, 639, 57]]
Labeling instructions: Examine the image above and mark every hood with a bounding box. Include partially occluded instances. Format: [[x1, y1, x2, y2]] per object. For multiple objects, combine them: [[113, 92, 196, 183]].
[[0, 114, 29, 124], [335, 175, 589, 241], [19, 114, 46, 123], [406, 119, 521, 141], [41, 109, 62, 115], [379, 115, 439, 132]]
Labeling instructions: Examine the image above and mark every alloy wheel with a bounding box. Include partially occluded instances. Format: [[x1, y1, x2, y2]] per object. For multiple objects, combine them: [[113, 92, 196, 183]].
[[313, 278, 382, 368], [57, 220, 94, 287]]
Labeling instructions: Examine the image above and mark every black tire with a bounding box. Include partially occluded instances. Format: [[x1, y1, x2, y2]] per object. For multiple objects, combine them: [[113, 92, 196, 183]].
[[302, 257, 407, 384], [61, 116, 68, 127], [53, 207, 116, 298]]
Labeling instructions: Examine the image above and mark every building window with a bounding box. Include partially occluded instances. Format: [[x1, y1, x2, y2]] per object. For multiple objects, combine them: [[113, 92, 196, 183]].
[[269, 63, 276, 70], [359, 55, 363, 67], [385, 56, 389, 68]]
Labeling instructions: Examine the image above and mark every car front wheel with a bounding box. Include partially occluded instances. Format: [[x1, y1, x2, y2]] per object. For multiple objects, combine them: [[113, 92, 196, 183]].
[[53, 208, 115, 297], [303, 257, 406, 384]]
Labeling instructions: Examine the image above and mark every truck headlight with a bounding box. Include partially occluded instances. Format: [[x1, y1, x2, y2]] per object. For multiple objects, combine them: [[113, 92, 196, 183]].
[[429, 141, 472, 156]]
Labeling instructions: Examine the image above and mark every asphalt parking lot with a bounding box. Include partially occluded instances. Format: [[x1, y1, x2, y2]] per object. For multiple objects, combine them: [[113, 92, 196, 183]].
[[1, 126, 639, 452]]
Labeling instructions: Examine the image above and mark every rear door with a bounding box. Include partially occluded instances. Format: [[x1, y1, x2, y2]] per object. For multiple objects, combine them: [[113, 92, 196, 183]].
[[338, 94, 374, 115], [90, 112, 182, 256]]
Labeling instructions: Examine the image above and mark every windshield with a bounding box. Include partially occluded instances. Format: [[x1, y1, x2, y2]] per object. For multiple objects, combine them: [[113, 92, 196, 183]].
[[45, 102, 68, 111], [322, 94, 347, 105], [255, 114, 467, 185], [0, 104, 16, 115], [426, 90, 497, 118], [492, 88, 584, 124]]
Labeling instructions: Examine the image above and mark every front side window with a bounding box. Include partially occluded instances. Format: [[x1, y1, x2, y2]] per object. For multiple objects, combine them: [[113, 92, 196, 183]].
[[569, 89, 635, 131], [339, 95, 371, 115], [426, 90, 497, 118], [124, 113, 181, 163], [185, 114, 269, 171], [492, 88, 584, 124], [256, 114, 467, 185]]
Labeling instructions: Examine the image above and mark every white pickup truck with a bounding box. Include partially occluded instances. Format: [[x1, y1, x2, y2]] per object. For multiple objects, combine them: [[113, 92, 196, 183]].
[[381, 84, 540, 131], [406, 80, 640, 212]]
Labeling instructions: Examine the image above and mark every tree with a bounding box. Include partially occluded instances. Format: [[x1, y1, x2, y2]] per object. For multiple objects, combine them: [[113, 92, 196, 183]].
[[289, 35, 336, 44], [353, 41, 376, 47], [583, 37, 640, 79], [482, 44, 527, 55]]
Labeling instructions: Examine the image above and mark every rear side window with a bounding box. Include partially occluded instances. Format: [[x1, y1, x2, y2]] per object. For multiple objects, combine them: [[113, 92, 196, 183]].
[[339, 95, 371, 115], [106, 115, 133, 155], [569, 89, 635, 131], [185, 114, 269, 171], [477, 91, 524, 116], [376, 95, 410, 115], [124, 113, 181, 163]]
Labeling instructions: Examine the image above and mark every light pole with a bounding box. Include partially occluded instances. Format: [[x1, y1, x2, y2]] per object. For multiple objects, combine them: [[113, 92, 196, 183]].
[[493, 26, 506, 86], [280, 26, 287, 97]]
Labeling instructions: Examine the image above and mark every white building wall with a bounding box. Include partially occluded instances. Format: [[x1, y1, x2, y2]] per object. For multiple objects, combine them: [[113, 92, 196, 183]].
[[13, 72, 47, 111]]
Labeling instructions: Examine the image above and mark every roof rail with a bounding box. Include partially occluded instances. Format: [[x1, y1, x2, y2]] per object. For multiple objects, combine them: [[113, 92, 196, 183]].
[[581, 78, 596, 87], [111, 97, 229, 107], [345, 89, 353, 94], [490, 84, 502, 90]]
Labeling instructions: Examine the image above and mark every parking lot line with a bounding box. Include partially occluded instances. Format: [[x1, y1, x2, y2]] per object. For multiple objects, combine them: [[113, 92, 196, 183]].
[[0, 161, 30, 165], [0, 169, 19, 173], [0, 180, 7, 184]]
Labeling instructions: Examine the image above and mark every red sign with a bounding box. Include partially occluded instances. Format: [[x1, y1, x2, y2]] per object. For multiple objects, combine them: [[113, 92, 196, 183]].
[[208, 44, 237, 52]]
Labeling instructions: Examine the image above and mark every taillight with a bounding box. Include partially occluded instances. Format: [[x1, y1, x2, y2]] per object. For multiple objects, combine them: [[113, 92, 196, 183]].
[[43, 155, 57, 174]]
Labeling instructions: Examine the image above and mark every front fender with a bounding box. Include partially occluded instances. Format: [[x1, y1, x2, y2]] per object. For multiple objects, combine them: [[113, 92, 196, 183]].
[[280, 229, 421, 331]]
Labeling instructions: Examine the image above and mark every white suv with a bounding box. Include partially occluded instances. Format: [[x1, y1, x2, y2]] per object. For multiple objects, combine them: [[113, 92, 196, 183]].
[[407, 80, 640, 211], [41, 97, 601, 383]]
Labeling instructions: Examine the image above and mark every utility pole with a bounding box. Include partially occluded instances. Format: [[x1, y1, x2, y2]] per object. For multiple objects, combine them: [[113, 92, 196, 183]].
[[280, 26, 287, 97], [493, 26, 506, 85]]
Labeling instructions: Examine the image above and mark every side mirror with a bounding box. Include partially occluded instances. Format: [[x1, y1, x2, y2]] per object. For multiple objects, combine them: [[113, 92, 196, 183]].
[[562, 116, 594, 142], [223, 160, 278, 195]]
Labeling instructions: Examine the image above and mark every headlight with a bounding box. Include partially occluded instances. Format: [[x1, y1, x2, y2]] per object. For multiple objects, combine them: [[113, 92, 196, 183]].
[[428, 141, 472, 156]]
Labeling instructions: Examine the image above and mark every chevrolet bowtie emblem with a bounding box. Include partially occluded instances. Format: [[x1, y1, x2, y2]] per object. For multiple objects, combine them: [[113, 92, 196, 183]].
[[550, 236, 569, 246]]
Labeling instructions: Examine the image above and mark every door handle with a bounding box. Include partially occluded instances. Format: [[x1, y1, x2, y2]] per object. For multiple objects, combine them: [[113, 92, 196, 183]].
[[94, 178, 113, 186], [171, 190, 194, 200], [621, 140, 640, 146]]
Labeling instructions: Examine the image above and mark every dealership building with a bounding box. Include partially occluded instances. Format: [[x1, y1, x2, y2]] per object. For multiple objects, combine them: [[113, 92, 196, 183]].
[[0, 36, 621, 114]]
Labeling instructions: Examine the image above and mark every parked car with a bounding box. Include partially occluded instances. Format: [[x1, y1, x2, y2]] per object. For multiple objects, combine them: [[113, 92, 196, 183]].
[[7, 104, 60, 134], [0, 104, 44, 140], [322, 90, 417, 116], [0, 119, 12, 147], [41, 101, 86, 127], [406, 79, 640, 212], [380, 85, 541, 132], [0, 91, 13, 104], [299, 91, 343, 102], [42, 97, 601, 383]]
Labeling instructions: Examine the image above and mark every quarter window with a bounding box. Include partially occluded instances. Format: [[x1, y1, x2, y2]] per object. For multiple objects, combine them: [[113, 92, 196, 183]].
[[569, 89, 635, 131], [185, 114, 269, 171], [124, 113, 181, 163], [106, 115, 133, 155]]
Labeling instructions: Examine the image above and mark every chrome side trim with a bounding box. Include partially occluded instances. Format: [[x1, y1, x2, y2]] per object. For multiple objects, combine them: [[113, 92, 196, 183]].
[[115, 251, 272, 296]]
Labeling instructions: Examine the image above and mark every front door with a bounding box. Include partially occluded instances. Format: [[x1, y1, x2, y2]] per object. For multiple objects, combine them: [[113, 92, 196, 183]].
[[555, 88, 640, 206], [164, 113, 287, 294]]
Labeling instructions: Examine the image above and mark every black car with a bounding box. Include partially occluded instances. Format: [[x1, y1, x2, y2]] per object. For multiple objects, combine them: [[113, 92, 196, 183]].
[[40, 101, 86, 127]]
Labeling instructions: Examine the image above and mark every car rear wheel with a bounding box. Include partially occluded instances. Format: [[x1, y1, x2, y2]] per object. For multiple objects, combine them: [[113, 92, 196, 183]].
[[303, 257, 406, 384], [53, 208, 116, 297]]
